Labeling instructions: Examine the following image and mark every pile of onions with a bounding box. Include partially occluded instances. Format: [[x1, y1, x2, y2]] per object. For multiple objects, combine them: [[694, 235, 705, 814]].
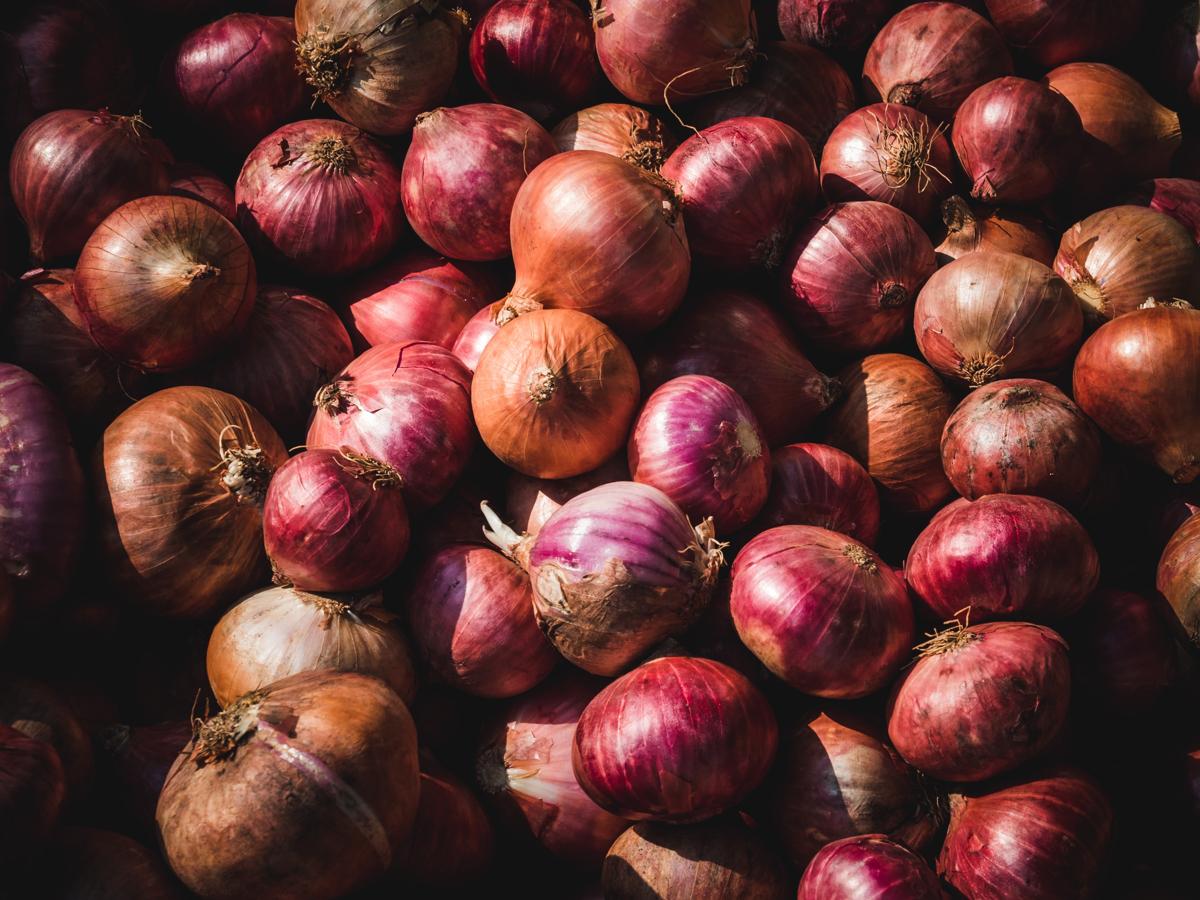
[[1054, 206, 1200, 322], [863, 3, 1013, 123], [731, 525, 913, 697], [887, 621, 1071, 781], [402, 104, 557, 261], [94, 386, 287, 619], [506, 454, 629, 536], [798, 835, 943, 899], [502, 151, 689, 334], [639, 289, 838, 446], [985, 0, 1145, 68], [1070, 588, 1177, 712], [914, 251, 1082, 386], [941, 379, 1102, 507], [41, 827, 180, 899], [1158, 512, 1200, 642], [572, 656, 777, 822], [307, 341, 475, 509], [9, 108, 171, 264], [472, 309, 639, 479], [952, 76, 1083, 204], [934, 196, 1057, 266], [75, 196, 256, 373], [157, 671, 419, 898], [169, 163, 235, 221], [823, 354, 955, 514], [293, 0, 462, 136], [263, 449, 410, 592], [483, 481, 724, 675], [392, 758, 494, 887], [938, 769, 1114, 900], [1073, 301, 1200, 483], [0, 722, 64, 862], [661, 116, 818, 270], [628, 376, 770, 533], [1127, 177, 1200, 244], [235, 119, 405, 278], [405, 543, 558, 698], [779, 0, 894, 50], [469, 0, 600, 121], [819, 103, 954, 226], [550, 103, 677, 172], [98, 721, 191, 834], [781, 201, 937, 355]]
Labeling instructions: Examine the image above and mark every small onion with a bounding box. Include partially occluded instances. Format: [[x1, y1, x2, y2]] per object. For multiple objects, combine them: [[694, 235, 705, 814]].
[[1158, 512, 1200, 644], [779, 0, 894, 50], [0, 722, 64, 865], [934, 196, 1058, 266], [985, 0, 1146, 68], [40, 828, 180, 899], [168, 163, 235, 222], [451, 300, 507, 374], [505, 454, 630, 536], [798, 835, 943, 900], [1126, 177, 1200, 244], [550, 103, 678, 172], [97, 721, 191, 835]]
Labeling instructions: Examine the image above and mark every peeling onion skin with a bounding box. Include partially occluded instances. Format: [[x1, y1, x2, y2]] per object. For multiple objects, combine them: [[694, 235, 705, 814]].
[[1158, 512, 1200, 646], [779, 0, 894, 50], [934, 196, 1058, 267], [0, 722, 65, 867], [985, 0, 1146, 69], [798, 834, 944, 900], [550, 103, 678, 171], [1126, 177, 1200, 244]]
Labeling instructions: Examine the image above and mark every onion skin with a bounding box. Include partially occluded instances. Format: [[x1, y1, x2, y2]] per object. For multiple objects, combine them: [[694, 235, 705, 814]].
[[1070, 589, 1177, 713], [934, 196, 1058, 266], [169, 163, 236, 222], [1158, 512, 1200, 644], [781, 201, 937, 356], [731, 525, 913, 698], [779, 0, 894, 50], [41, 828, 181, 899], [506, 454, 630, 536], [392, 757, 494, 887], [452, 300, 506, 374], [97, 721, 191, 835], [938, 769, 1113, 900], [551, 103, 678, 172], [157, 671, 420, 900], [985, 0, 1146, 68], [914, 251, 1082, 386], [572, 656, 777, 822], [0, 722, 64, 866], [798, 834, 944, 900], [1127, 177, 1200, 244], [887, 622, 1071, 782]]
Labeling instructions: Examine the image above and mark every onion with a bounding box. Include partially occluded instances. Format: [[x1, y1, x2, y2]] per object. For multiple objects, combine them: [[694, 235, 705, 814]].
[[41, 828, 180, 899], [887, 621, 1071, 781], [484, 481, 724, 675], [169, 163, 235, 222], [451, 301, 507, 374], [1158, 512, 1200, 643], [405, 542, 558, 698], [1054, 206, 1200, 322], [75, 196, 256, 373], [307, 341, 475, 509], [472, 309, 639, 479], [0, 677, 93, 805], [985, 0, 1146, 68], [550, 103, 678, 172], [1073, 301, 1200, 482], [799, 834, 943, 900], [1161, 4, 1200, 110], [639, 289, 838, 447], [263, 449, 410, 592], [469, 0, 601, 121], [506, 454, 630, 536], [502, 151, 689, 334], [95, 386, 287, 619], [864, 3, 1013, 123], [823, 354, 955, 514], [0, 722, 64, 862], [157, 671, 420, 898], [235, 119, 405, 278], [402, 104, 557, 261], [938, 769, 1113, 900], [1127, 178, 1200, 244], [293, 0, 463, 135], [572, 656, 777, 822], [779, 0, 894, 50], [934, 196, 1058, 266], [628, 376, 770, 533], [207, 585, 416, 709], [781, 202, 937, 356], [731, 525, 914, 697], [9, 109, 171, 264], [914, 251, 1082, 386], [819, 103, 954, 226], [98, 721, 190, 835]]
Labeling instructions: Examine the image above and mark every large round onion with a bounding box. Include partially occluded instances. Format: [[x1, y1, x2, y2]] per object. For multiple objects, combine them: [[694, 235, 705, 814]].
[[781, 201, 937, 356], [934, 196, 1058, 266], [731, 525, 913, 697], [95, 386, 287, 619], [914, 251, 1082, 386], [75, 196, 256, 373], [157, 671, 419, 899], [506, 454, 630, 536], [550, 103, 678, 172], [402, 104, 557, 261], [9, 109, 171, 264], [0, 722, 64, 864], [1158, 512, 1200, 643], [799, 835, 943, 900], [985, 0, 1145, 68], [41, 827, 180, 899], [572, 656, 777, 822], [236, 119, 405, 278], [307, 341, 475, 509], [1127, 177, 1200, 244], [749, 444, 880, 545], [779, 0, 894, 50], [887, 621, 1071, 781]]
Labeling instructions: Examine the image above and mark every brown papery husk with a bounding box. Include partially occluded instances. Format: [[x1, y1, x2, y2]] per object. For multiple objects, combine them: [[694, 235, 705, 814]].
[[551, 102, 678, 172], [934, 196, 1058, 267]]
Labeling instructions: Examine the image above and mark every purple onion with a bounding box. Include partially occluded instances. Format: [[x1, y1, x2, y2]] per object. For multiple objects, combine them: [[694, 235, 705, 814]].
[[798, 834, 944, 899], [1127, 177, 1200, 244]]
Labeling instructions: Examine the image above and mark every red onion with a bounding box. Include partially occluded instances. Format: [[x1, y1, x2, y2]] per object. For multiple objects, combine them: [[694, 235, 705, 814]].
[[985, 0, 1146, 68], [1073, 301, 1200, 483], [506, 454, 630, 536], [628, 376, 770, 533], [939, 769, 1113, 900], [934, 196, 1059, 266], [887, 621, 1071, 781], [1127, 178, 1200, 244], [781, 202, 937, 356], [402, 104, 557, 261], [1159, 511, 1200, 643], [236, 119, 405, 278], [819, 103, 954, 226], [392, 757, 494, 887], [1161, 4, 1200, 110], [169, 163, 235, 222], [9, 109, 171, 264], [42, 828, 180, 899], [98, 721, 191, 835], [572, 656, 777, 822], [779, 0, 894, 50], [469, 0, 601, 121], [798, 835, 944, 899], [550, 103, 678, 172], [307, 341, 475, 510], [731, 525, 913, 697], [406, 542, 558, 698], [0, 722, 64, 862], [0, 677, 93, 804], [864, 3, 1013, 123], [484, 481, 724, 675], [914, 251, 1082, 386], [638, 289, 838, 447], [1186, 742, 1200, 819]]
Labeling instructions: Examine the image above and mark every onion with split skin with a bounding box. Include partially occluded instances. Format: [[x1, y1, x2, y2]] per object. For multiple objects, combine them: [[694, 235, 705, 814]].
[[934, 196, 1058, 266], [550, 103, 678, 172], [798, 834, 944, 900]]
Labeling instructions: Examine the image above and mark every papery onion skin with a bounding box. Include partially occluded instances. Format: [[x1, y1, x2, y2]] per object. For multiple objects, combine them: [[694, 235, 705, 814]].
[[452, 300, 506, 373], [887, 622, 1071, 781], [798, 834, 944, 900], [1126, 177, 1200, 244], [779, 0, 894, 50], [97, 721, 191, 835], [731, 525, 913, 697], [572, 656, 777, 822], [402, 104, 557, 261], [506, 454, 630, 536], [41, 827, 181, 899], [781, 201, 937, 356], [169, 163, 236, 222], [934, 196, 1058, 267], [0, 722, 65, 865], [1158, 512, 1200, 644], [985, 0, 1146, 68], [550, 103, 678, 172]]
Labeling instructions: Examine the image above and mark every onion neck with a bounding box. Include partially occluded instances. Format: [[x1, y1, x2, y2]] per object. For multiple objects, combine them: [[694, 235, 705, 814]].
[[1174, 454, 1200, 485], [887, 82, 924, 107], [527, 368, 558, 405], [308, 137, 355, 174], [941, 196, 975, 236], [314, 379, 352, 416], [1000, 385, 1039, 408], [194, 689, 267, 764], [481, 501, 532, 570], [755, 231, 784, 270], [879, 282, 908, 309], [914, 617, 979, 658], [336, 448, 403, 490], [216, 425, 273, 506], [870, 111, 945, 191], [621, 140, 667, 172], [295, 30, 357, 102], [959, 350, 1009, 387], [495, 294, 543, 327], [842, 543, 878, 573], [687, 517, 727, 589], [183, 262, 220, 282]]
